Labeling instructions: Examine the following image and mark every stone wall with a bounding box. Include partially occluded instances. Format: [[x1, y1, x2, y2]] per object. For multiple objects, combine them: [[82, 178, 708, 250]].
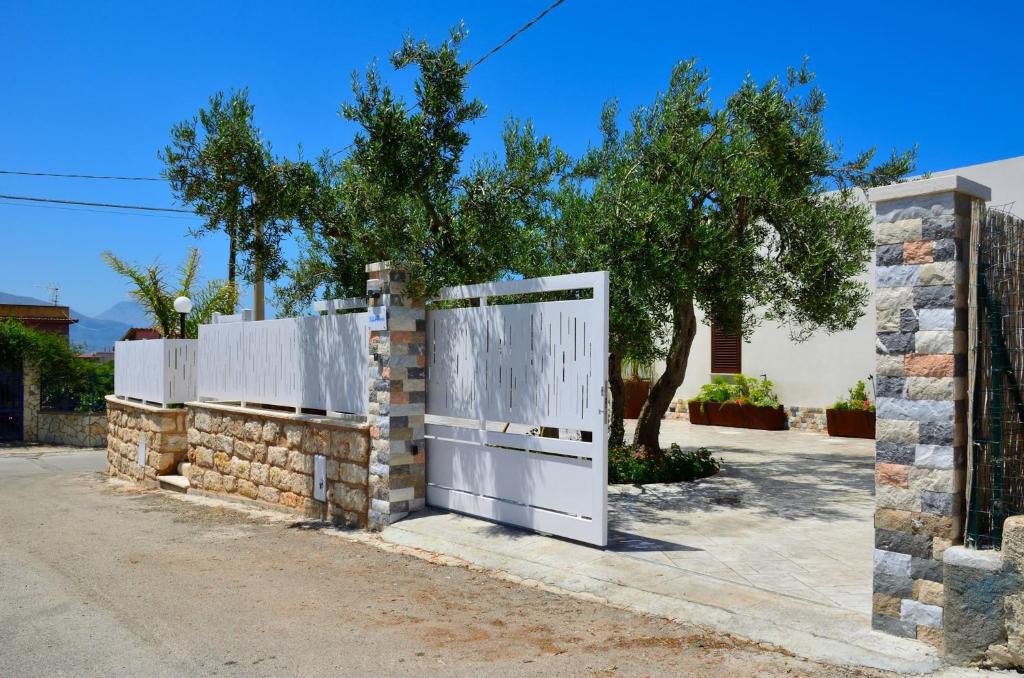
[[186, 402, 370, 527], [38, 410, 106, 447], [106, 396, 188, 483], [869, 176, 990, 647], [786, 406, 827, 432], [22, 360, 39, 442], [943, 515, 1024, 667]]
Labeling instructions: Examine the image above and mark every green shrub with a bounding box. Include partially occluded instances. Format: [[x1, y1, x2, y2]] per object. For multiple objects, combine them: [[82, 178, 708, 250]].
[[42, 360, 114, 413], [689, 373, 781, 408], [609, 444, 720, 485], [832, 379, 874, 412], [0, 319, 112, 413]]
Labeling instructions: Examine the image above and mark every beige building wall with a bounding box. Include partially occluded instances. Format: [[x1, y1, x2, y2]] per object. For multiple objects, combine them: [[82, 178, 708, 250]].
[[665, 155, 1024, 410]]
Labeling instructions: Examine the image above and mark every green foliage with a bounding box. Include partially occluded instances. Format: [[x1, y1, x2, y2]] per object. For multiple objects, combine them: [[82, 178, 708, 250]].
[[161, 89, 314, 284], [102, 248, 237, 338], [690, 374, 781, 408], [609, 444, 720, 485], [275, 25, 572, 313], [622, 356, 655, 381], [560, 57, 914, 449], [832, 379, 875, 412], [42, 360, 114, 413], [0, 319, 76, 375], [0, 320, 111, 412], [260, 29, 911, 454]]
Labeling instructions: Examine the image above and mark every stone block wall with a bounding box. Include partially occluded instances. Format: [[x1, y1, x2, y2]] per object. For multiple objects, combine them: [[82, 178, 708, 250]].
[[366, 261, 426, 530], [943, 515, 1024, 667], [38, 410, 106, 447], [106, 396, 188, 483], [786, 406, 827, 432], [869, 176, 990, 647], [186, 402, 370, 527], [22, 360, 39, 442]]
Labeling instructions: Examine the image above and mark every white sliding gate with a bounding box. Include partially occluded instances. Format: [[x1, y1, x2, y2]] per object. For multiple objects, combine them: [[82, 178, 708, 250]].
[[425, 271, 609, 546]]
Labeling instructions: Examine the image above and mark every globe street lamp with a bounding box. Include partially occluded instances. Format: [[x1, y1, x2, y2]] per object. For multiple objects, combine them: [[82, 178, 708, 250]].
[[173, 296, 193, 338]]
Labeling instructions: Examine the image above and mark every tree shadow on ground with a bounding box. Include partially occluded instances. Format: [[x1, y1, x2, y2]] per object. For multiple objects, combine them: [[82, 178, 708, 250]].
[[609, 446, 874, 529], [607, 529, 703, 553]]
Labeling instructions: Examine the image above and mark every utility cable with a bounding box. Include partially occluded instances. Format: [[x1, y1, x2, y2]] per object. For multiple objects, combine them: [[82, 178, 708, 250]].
[[0, 194, 193, 214], [0, 169, 162, 181], [471, 0, 566, 69]]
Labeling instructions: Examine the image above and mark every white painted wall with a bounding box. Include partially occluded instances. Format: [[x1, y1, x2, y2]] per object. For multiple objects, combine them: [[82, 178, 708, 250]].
[[663, 155, 1024, 409]]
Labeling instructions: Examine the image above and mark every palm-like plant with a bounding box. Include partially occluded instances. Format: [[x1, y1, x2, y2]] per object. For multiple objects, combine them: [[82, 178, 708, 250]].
[[102, 248, 238, 338]]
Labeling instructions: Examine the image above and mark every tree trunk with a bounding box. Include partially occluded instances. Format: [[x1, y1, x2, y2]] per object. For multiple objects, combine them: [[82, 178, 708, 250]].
[[632, 295, 697, 453], [253, 222, 265, 321], [608, 351, 625, 448], [227, 228, 237, 285]]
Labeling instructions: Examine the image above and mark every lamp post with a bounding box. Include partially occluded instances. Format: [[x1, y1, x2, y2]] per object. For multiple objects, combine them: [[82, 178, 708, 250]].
[[173, 296, 193, 339]]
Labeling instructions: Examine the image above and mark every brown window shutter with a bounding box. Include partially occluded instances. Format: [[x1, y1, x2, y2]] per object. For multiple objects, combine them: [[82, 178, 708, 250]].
[[711, 325, 742, 374]]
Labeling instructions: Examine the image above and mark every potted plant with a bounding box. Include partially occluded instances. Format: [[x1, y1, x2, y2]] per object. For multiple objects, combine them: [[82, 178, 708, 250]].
[[826, 380, 876, 439], [622, 357, 654, 419], [688, 374, 786, 430]]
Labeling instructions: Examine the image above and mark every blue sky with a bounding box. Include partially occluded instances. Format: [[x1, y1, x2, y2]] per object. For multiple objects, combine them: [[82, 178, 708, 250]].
[[2, 0, 1022, 317]]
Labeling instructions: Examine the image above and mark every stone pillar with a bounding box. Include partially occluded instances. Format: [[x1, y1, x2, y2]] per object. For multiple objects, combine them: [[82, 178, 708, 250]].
[[22, 359, 39, 442], [869, 175, 990, 646], [366, 261, 426, 530]]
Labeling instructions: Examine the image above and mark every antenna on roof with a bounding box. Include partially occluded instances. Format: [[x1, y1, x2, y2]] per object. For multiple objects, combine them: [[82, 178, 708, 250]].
[[35, 283, 60, 306]]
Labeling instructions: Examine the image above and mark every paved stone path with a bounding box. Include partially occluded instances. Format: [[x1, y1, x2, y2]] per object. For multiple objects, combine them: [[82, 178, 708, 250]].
[[613, 419, 875, 615]]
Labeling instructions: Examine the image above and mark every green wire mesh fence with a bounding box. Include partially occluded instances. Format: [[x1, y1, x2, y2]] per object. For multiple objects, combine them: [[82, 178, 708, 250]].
[[968, 207, 1024, 549]]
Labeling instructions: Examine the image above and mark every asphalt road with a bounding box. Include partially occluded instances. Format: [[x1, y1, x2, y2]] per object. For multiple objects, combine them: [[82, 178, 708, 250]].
[[0, 446, 881, 677]]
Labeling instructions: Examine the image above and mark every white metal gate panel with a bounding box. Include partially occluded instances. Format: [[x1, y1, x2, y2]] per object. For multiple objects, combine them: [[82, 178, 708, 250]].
[[425, 272, 609, 546]]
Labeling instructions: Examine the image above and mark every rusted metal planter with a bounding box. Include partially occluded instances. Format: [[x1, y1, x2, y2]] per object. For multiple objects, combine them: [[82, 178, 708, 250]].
[[688, 401, 787, 430], [623, 378, 651, 419], [825, 408, 876, 439]]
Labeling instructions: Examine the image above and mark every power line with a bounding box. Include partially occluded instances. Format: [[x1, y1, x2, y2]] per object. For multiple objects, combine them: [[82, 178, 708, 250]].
[[0, 194, 193, 214], [0, 169, 162, 181], [0, 200, 198, 221], [472, 0, 567, 69], [330, 0, 568, 158], [5, 2, 570, 174]]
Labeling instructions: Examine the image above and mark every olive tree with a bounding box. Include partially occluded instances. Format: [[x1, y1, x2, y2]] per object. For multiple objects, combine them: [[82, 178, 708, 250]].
[[276, 25, 568, 311], [570, 59, 915, 452]]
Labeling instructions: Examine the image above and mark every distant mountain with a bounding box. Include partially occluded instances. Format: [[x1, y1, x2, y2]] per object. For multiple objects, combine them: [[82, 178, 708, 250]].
[[0, 291, 49, 306], [72, 315, 131, 352], [0, 292, 131, 352], [95, 300, 151, 328]]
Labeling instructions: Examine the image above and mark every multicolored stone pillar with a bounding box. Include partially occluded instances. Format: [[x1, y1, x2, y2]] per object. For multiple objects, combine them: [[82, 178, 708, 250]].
[[365, 261, 427, 530], [870, 175, 990, 646]]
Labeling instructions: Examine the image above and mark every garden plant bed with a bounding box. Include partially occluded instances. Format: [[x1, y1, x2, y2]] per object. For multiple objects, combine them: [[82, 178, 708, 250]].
[[687, 401, 787, 430], [825, 408, 875, 439], [609, 444, 719, 484]]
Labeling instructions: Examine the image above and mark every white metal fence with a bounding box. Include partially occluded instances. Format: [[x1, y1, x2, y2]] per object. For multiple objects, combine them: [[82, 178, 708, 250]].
[[425, 271, 609, 546], [196, 304, 369, 415], [113, 339, 197, 406]]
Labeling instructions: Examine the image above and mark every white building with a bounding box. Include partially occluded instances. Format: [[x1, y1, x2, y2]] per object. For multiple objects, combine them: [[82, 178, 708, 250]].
[[664, 155, 1024, 429]]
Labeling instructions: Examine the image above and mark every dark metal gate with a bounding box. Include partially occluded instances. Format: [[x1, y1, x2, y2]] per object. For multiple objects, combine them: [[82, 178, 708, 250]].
[[0, 367, 23, 442], [968, 207, 1024, 548]]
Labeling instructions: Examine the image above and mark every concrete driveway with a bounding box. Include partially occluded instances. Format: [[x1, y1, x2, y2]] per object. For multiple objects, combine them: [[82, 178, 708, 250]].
[[612, 419, 875, 614], [384, 421, 942, 673]]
